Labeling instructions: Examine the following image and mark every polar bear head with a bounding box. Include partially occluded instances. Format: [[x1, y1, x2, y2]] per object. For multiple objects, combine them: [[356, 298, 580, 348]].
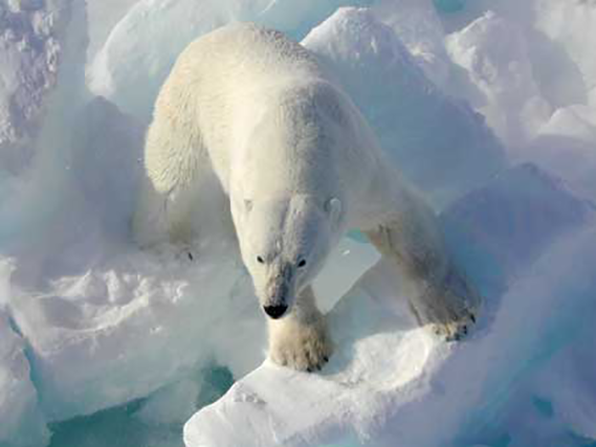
[[234, 194, 342, 319]]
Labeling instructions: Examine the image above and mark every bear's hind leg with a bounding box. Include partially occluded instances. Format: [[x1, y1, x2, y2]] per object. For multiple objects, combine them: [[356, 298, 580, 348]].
[[362, 177, 480, 340], [268, 286, 332, 372], [132, 114, 216, 250]]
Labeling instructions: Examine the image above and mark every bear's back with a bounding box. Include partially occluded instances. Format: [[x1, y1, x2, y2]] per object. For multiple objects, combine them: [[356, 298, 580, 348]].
[[174, 23, 326, 94], [153, 23, 341, 187]]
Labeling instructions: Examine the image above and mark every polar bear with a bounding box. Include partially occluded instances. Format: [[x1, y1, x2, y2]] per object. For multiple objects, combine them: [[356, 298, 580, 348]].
[[133, 23, 480, 372]]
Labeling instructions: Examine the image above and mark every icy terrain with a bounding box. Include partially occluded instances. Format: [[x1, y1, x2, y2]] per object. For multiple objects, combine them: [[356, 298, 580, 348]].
[[1, 0, 596, 446]]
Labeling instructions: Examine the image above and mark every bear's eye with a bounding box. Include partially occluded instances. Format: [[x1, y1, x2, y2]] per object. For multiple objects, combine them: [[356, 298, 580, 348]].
[[256, 256, 265, 264], [297, 259, 307, 268]]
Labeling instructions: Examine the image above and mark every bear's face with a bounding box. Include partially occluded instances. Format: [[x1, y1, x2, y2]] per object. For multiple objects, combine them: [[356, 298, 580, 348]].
[[234, 194, 342, 319]]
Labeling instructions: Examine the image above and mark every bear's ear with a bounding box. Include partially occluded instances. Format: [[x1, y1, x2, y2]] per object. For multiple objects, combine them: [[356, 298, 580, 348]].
[[324, 197, 342, 224], [244, 199, 253, 213]]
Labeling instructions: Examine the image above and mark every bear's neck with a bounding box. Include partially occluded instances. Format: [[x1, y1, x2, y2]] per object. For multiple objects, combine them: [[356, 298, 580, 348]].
[[233, 92, 339, 200]]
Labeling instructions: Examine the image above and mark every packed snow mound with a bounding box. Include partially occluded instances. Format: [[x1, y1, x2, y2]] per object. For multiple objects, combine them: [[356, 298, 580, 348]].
[[369, 0, 451, 88], [446, 11, 551, 148], [184, 164, 596, 446], [303, 7, 507, 205]]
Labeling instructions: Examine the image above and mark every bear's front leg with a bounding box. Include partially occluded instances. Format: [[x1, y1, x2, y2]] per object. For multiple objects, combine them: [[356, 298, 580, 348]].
[[363, 177, 481, 341], [268, 286, 333, 372], [366, 223, 480, 341]]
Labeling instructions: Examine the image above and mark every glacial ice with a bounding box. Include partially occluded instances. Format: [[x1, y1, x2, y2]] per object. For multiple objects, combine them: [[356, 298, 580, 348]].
[[1, 0, 596, 446]]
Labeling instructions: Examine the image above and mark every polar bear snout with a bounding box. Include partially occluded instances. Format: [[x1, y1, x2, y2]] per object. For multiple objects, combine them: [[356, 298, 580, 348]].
[[263, 304, 288, 319], [260, 264, 295, 319]]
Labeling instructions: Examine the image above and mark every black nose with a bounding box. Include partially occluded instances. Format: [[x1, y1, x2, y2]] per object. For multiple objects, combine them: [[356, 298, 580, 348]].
[[263, 304, 288, 319]]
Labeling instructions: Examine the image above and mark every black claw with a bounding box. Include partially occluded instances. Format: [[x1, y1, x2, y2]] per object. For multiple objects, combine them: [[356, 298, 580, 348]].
[[470, 314, 476, 323], [306, 367, 313, 373], [463, 326, 468, 335], [323, 356, 329, 363], [188, 252, 194, 261]]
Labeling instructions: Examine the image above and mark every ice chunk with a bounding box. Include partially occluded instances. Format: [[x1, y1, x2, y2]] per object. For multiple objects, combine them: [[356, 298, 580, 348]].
[[538, 105, 596, 144], [446, 11, 551, 147], [371, 0, 451, 88], [523, 105, 596, 202], [47, 365, 234, 447], [0, 263, 48, 447], [534, 0, 596, 104], [437, 0, 596, 109], [7, 243, 263, 423], [0, 0, 83, 173], [303, 7, 507, 206], [86, 0, 142, 59]]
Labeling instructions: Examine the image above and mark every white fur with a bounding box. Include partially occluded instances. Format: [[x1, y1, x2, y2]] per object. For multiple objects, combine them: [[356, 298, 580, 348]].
[[133, 23, 480, 371]]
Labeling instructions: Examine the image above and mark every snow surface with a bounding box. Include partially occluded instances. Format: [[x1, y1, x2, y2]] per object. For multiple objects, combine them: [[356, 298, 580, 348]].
[[2, 0, 596, 446]]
